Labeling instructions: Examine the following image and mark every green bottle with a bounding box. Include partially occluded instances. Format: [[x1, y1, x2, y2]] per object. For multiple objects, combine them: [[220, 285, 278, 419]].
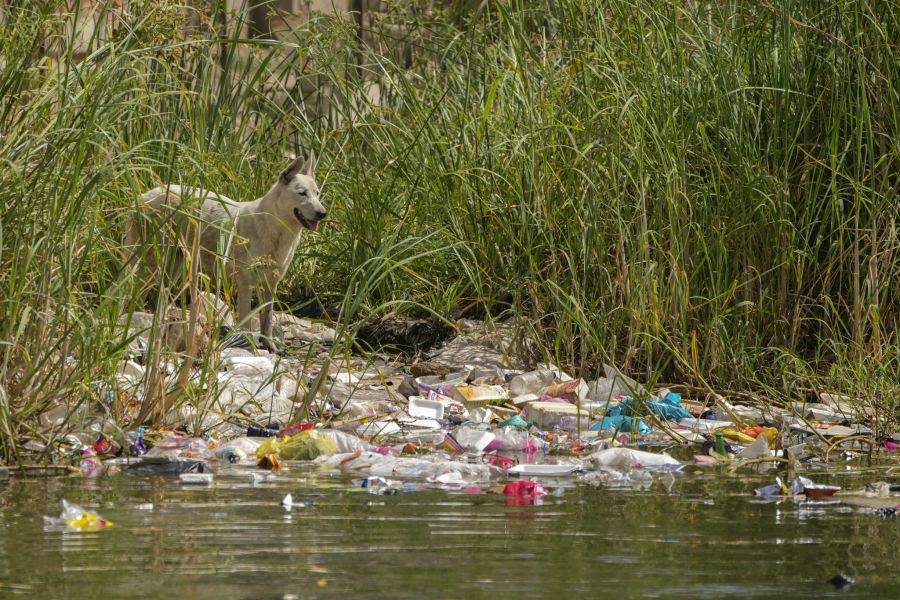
[[715, 431, 726, 455]]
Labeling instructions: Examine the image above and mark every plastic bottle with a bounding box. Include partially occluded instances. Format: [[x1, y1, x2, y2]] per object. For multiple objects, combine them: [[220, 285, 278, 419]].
[[508, 369, 556, 397], [127, 428, 147, 457], [485, 427, 542, 452], [180, 472, 214, 485], [247, 425, 278, 437], [214, 446, 246, 463], [715, 431, 726, 455]]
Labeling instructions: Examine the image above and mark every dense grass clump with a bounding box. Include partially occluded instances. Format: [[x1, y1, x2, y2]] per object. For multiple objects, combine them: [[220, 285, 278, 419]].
[[0, 1, 896, 458]]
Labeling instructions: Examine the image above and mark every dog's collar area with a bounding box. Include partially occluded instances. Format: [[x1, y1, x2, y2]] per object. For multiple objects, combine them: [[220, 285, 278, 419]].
[[294, 207, 320, 231]]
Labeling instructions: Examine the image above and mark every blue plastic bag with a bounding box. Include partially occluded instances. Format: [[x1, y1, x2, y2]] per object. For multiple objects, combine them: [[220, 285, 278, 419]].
[[591, 415, 653, 434]]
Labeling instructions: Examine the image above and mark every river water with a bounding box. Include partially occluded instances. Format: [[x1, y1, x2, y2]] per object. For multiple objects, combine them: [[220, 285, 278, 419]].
[[0, 462, 897, 599]]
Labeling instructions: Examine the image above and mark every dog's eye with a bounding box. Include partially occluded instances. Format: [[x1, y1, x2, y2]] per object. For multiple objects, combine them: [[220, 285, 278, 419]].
[[298, 190, 307, 196]]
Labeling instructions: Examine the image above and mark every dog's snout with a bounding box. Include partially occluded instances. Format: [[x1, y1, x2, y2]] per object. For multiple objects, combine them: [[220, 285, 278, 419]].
[[315, 209, 327, 221]]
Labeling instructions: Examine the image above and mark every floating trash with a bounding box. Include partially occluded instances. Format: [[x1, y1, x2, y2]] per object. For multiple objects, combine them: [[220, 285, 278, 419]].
[[826, 573, 855, 591], [44, 500, 113, 531], [179, 472, 214, 485]]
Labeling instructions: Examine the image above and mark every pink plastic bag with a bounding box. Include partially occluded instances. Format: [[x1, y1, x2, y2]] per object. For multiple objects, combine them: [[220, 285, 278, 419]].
[[503, 480, 547, 497], [502, 480, 547, 506]]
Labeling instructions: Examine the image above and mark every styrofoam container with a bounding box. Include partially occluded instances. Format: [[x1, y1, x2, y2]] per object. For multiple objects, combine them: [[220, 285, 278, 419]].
[[524, 401, 579, 431], [453, 428, 496, 453], [408, 396, 445, 420], [399, 418, 443, 430], [512, 393, 541, 406]]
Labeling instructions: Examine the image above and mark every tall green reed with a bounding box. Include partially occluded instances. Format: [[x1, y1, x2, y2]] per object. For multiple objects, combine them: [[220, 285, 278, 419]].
[[0, 0, 896, 461]]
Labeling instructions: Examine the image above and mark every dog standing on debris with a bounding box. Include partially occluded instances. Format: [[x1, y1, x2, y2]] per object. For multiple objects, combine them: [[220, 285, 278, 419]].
[[126, 153, 326, 350]]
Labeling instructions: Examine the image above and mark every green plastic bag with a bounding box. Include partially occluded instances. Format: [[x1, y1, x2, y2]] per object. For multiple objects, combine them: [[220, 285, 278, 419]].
[[499, 415, 529, 430]]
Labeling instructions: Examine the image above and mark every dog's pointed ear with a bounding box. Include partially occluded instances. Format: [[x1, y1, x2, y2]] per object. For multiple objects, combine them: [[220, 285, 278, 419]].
[[281, 155, 305, 184], [305, 150, 317, 176]]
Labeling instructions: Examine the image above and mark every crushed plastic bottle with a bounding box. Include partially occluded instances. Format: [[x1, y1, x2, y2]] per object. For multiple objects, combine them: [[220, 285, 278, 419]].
[[508, 369, 556, 397]]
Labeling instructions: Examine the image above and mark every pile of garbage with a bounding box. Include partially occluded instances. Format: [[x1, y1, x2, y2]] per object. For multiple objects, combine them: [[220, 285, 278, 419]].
[[28, 313, 900, 518]]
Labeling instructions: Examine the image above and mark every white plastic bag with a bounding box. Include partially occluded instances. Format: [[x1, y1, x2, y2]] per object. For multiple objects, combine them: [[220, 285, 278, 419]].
[[588, 447, 681, 470]]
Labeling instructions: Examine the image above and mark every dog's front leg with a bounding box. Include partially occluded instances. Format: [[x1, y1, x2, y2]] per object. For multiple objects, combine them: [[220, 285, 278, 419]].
[[236, 270, 253, 330], [258, 271, 277, 353]]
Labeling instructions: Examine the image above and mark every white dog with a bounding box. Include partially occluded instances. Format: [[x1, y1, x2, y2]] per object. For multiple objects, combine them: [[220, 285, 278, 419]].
[[127, 153, 326, 350]]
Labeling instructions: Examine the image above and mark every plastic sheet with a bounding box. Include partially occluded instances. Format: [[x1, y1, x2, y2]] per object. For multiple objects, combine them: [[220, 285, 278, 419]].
[[144, 432, 213, 461], [483, 427, 544, 452], [592, 415, 652, 434], [588, 447, 682, 470], [321, 430, 374, 453], [319, 451, 499, 485]]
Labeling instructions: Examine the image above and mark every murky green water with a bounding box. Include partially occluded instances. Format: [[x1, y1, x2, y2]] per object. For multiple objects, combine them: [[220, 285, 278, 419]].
[[0, 463, 897, 599]]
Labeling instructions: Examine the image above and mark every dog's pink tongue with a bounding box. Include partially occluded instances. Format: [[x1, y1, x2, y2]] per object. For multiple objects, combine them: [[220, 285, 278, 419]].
[[309, 220, 319, 231]]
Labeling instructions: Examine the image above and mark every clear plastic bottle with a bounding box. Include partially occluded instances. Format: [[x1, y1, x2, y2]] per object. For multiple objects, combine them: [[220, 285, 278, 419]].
[[508, 369, 555, 397], [127, 427, 147, 457], [213, 446, 246, 463]]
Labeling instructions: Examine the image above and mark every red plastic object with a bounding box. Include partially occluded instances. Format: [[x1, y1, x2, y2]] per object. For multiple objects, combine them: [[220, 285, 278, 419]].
[[278, 423, 314, 437], [503, 480, 547, 498], [743, 426, 766, 439], [92, 434, 118, 455], [483, 455, 515, 469]]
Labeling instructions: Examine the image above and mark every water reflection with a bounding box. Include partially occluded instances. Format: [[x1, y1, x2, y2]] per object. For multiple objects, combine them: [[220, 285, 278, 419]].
[[0, 466, 897, 598]]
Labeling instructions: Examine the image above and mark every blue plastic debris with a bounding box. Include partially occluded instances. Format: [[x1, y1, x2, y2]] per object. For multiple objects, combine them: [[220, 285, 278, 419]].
[[592, 415, 653, 434], [608, 391, 693, 422]]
